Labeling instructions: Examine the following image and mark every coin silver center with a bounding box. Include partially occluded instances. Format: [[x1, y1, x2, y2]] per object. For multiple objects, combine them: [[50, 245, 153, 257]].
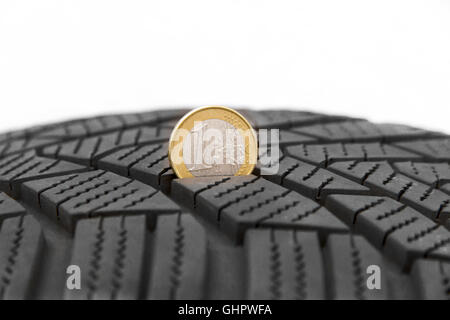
[[183, 118, 245, 177]]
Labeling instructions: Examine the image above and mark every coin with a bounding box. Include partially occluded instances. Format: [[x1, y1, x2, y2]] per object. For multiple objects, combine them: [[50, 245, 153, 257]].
[[168, 106, 258, 178]]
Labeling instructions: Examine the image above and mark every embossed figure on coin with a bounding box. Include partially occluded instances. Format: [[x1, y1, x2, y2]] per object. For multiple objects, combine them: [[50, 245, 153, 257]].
[[168, 106, 258, 178], [183, 119, 245, 176]]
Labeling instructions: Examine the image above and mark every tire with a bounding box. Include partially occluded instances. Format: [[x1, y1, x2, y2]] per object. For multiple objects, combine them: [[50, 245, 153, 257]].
[[0, 109, 449, 300]]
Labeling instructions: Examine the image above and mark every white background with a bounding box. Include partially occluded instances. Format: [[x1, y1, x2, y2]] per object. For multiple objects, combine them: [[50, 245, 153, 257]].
[[0, 0, 449, 133]]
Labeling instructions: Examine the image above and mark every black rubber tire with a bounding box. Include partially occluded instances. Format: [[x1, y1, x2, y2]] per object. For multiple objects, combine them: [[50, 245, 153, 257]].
[[0, 109, 449, 300]]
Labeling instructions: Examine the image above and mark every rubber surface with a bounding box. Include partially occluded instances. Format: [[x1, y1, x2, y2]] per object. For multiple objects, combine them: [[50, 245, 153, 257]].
[[0, 109, 449, 300]]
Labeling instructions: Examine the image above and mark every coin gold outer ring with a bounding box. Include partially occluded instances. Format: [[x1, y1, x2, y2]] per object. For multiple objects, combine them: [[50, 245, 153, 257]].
[[168, 106, 258, 179]]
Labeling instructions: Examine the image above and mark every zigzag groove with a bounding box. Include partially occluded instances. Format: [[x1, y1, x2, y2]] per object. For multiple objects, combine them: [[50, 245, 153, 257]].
[[55, 171, 108, 195], [238, 190, 290, 216], [269, 232, 282, 300], [214, 176, 260, 198], [169, 216, 185, 300], [193, 177, 231, 208], [73, 180, 134, 209], [353, 198, 386, 224], [86, 220, 105, 300], [407, 225, 440, 243], [111, 218, 127, 299], [123, 190, 159, 209]]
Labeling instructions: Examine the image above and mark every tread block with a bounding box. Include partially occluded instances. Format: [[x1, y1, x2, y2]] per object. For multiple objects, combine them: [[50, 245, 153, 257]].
[[292, 120, 437, 143], [245, 229, 325, 299], [148, 214, 207, 299], [0, 128, 39, 144], [325, 234, 388, 299], [172, 175, 347, 242], [0, 192, 26, 221], [97, 143, 175, 193], [38, 115, 146, 138], [65, 215, 146, 300], [37, 110, 186, 139], [240, 110, 350, 129], [41, 127, 171, 166], [326, 195, 450, 268], [286, 142, 421, 167], [261, 130, 317, 146], [329, 161, 450, 222], [0, 215, 44, 299], [0, 150, 87, 197], [411, 259, 450, 299], [153, 109, 189, 122], [38, 116, 134, 138], [262, 156, 370, 202], [0, 137, 57, 158], [394, 139, 450, 160], [21, 170, 180, 230], [393, 161, 450, 187]]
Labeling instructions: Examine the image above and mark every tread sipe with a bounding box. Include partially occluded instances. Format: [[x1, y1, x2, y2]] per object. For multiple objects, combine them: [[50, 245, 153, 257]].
[[0, 109, 449, 300]]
